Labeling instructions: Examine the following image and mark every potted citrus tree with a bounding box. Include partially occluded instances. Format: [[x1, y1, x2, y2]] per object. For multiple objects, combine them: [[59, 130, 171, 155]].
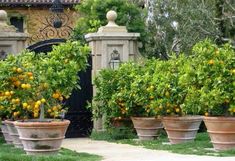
[[107, 61, 163, 140], [192, 40, 235, 150], [0, 55, 21, 146], [92, 62, 143, 130], [0, 41, 90, 154], [149, 55, 203, 144]]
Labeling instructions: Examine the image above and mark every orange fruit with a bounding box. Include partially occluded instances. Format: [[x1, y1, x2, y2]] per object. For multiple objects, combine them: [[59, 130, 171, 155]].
[[11, 99, 16, 103], [14, 81, 21, 87], [22, 103, 28, 109], [4, 91, 10, 96], [34, 104, 40, 109], [208, 59, 214, 65], [165, 91, 170, 97], [15, 98, 20, 103], [52, 106, 58, 111], [36, 100, 41, 105], [27, 105, 31, 110], [41, 98, 46, 103], [27, 72, 33, 77], [175, 108, 180, 113], [34, 113, 39, 118], [25, 84, 31, 89], [12, 67, 17, 72], [52, 93, 60, 99], [21, 84, 26, 89], [17, 68, 23, 73], [13, 112, 19, 117], [43, 83, 49, 88], [59, 96, 63, 101]]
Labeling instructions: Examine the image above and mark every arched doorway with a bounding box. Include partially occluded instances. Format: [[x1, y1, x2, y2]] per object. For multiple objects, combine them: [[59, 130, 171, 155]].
[[27, 39, 93, 138]]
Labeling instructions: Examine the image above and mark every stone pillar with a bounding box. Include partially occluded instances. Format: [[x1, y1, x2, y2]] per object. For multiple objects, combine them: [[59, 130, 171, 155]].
[[0, 10, 28, 59], [85, 10, 140, 131]]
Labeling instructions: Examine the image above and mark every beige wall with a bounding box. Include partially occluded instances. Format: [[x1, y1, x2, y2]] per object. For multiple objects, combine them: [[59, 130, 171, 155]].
[[3, 6, 78, 45]]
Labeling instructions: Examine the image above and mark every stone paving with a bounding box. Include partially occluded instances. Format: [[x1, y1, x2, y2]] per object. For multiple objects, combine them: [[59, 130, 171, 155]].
[[62, 138, 235, 161]]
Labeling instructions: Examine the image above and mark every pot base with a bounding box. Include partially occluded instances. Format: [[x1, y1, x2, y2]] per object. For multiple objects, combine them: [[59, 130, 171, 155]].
[[163, 116, 203, 144], [204, 117, 235, 151], [131, 117, 162, 140], [15, 119, 70, 155]]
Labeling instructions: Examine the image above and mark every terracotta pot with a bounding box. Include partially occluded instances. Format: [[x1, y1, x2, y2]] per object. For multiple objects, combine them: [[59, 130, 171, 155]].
[[131, 117, 163, 140], [204, 116, 235, 151], [14, 119, 70, 155], [1, 121, 13, 144], [5, 120, 23, 148], [162, 116, 203, 144]]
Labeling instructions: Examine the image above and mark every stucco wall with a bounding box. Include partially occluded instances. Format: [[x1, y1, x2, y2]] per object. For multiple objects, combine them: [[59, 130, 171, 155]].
[[3, 6, 78, 46]]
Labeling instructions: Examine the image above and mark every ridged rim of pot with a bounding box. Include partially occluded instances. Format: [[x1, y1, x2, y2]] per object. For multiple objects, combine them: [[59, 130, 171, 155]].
[[4, 120, 15, 125], [14, 119, 70, 127], [163, 115, 203, 121], [204, 116, 235, 122], [131, 117, 162, 121]]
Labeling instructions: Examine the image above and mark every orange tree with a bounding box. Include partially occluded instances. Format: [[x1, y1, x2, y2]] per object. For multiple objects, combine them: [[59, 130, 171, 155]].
[[147, 56, 186, 116], [91, 69, 118, 119], [191, 40, 235, 116], [109, 62, 145, 118], [0, 41, 90, 121]]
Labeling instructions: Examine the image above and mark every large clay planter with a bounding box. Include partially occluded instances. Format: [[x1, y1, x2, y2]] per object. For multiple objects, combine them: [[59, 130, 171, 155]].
[[5, 120, 23, 148], [15, 119, 70, 155], [162, 116, 203, 144], [1, 121, 13, 144], [204, 116, 235, 151], [131, 117, 162, 140]]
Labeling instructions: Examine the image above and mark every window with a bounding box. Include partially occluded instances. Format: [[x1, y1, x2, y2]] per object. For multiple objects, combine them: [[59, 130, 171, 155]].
[[10, 17, 24, 33]]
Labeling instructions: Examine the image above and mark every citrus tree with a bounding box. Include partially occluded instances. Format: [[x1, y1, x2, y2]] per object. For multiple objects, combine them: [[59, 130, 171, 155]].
[[0, 41, 90, 121], [191, 40, 235, 116]]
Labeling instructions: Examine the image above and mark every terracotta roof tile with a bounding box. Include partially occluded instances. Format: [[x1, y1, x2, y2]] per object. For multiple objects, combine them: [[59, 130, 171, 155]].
[[0, 0, 80, 4]]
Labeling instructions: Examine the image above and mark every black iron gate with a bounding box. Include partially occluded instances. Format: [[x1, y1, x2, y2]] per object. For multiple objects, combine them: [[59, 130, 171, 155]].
[[27, 39, 93, 138]]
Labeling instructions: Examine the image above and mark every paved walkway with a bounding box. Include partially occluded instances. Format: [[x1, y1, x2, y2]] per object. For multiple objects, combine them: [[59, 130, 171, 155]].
[[62, 138, 235, 161]]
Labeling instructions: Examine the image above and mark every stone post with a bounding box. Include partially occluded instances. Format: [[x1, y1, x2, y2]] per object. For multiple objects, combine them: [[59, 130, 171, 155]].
[[85, 10, 140, 131], [0, 10, 28, 59]]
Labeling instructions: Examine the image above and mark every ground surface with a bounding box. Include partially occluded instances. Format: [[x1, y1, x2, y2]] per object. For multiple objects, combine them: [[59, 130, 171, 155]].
[[0, 137, 102, 161], [62, 138, 235, 161]]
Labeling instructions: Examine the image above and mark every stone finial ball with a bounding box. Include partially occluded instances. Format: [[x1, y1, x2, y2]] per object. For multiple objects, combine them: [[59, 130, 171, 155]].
[[106, 10, 117, 22], [0, 10, 7, 21]]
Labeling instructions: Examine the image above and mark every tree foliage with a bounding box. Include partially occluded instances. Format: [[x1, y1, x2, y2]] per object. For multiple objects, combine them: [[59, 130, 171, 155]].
[[145, 0, 235, 58]]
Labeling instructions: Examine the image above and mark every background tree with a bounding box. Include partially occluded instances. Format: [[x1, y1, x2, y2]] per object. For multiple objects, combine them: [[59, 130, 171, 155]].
[[145, 0, 234, 59]]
